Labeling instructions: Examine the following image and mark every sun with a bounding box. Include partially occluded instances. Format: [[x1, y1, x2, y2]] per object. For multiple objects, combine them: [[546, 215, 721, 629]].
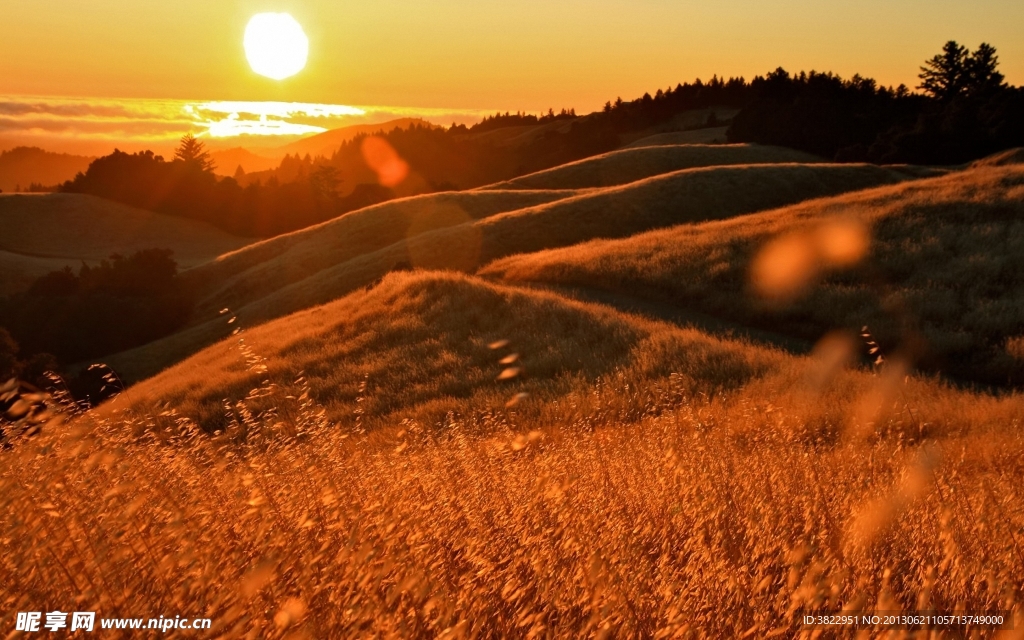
[[244, 13, 309, 80]]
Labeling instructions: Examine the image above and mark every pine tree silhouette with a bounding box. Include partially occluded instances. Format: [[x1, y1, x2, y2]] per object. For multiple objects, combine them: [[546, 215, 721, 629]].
[[174, 134, 216, 172], [964, 43, 1005, 97], [918, 40, 968, 101]]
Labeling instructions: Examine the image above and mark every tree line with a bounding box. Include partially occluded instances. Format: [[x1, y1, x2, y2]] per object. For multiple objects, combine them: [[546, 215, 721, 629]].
[[0, 249, 193, 402], [468, 108, 579, 133], [0, 249, 191, 364], [60, 135, 392, 237], [728, 42, 1021, 163]]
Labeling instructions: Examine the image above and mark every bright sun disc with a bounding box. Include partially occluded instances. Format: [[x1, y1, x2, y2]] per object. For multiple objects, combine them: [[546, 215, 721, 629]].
[[244, 13, 308, 80]]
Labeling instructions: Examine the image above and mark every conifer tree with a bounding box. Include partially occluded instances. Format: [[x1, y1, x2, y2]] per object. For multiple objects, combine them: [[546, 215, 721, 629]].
[[918, 40, 968, 101], [964, 42, 1005, 97], [174, 133, 216, 172]]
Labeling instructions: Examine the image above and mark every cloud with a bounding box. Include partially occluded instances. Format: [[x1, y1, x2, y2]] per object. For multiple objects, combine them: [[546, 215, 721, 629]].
[[0, 95, 493, 154]]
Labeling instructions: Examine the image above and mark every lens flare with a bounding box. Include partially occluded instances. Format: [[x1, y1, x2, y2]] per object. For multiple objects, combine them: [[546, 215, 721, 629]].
[[361, 136, 410, 187], [751, 217, 870, 301]]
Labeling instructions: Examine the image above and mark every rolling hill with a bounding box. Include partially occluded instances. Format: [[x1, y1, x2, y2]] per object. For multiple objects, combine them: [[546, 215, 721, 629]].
[[209, 147, 278, 176], [114, 270, 1024, 438], [191, 162, 915, 315], [484, 163, 1024, 385], [0, 193, 253, 295], [118, 271, 778, 429], [185, 188, 584, 309], [478, 143, 824, 190], [0, 146, 94, 192], [621, 127, 729, 148], [102, 162, 919, 382], [274, 117, 435, 159]]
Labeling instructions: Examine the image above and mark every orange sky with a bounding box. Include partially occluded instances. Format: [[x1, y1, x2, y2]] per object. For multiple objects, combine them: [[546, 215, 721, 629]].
[[3, 0, 1022, 114]]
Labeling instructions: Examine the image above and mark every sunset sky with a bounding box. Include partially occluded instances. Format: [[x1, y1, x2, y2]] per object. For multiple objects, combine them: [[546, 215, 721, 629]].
[[2, 0, 1023, 154]]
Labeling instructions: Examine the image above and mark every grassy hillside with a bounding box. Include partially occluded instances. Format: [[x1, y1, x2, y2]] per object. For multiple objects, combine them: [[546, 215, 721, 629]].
[[100, 163, 917, 382], [480, 144, 824, 190], [485, 165, 1024, 386], [0, 193, 253, 295], [0, 250, 76, 296], [461, 118, 578, 148], [5, 270, 1022, 635], [185, 188, 582, 316], [112, 270, 1024, 436], [971, 147, 1024, 168], [191, 163, 914, 318], [621, 127, 730, 149], [0, 146, 94, 192], [118, 271, 778, 430], [5, 67, 1024, 640]]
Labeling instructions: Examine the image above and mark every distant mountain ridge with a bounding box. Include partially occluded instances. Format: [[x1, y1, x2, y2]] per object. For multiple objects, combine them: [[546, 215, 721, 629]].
[[272, 117, 436, 159], [209, 147, 278, 176]]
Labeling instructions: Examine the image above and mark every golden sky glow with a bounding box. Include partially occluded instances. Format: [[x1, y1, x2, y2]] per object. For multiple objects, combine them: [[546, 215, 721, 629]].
[[1, 0, 1023, 153]]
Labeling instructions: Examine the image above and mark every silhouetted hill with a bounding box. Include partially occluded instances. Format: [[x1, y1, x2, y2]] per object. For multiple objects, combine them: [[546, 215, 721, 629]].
[[622, 127, 729, 149], [60, 149, 394, 237], [234, 119, 436, 191], [0, 147, 94, 192], [209, 148, 278, 176], [274, 118, 435, 159], [1, 249, 194, 364], [0, 192, 252, 295]]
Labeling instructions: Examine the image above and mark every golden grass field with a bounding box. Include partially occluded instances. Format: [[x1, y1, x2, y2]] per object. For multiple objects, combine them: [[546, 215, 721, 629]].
[[3, 271, 1024, 637], [3, 145, 1024, 637], [0, 193, 253, 295]]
